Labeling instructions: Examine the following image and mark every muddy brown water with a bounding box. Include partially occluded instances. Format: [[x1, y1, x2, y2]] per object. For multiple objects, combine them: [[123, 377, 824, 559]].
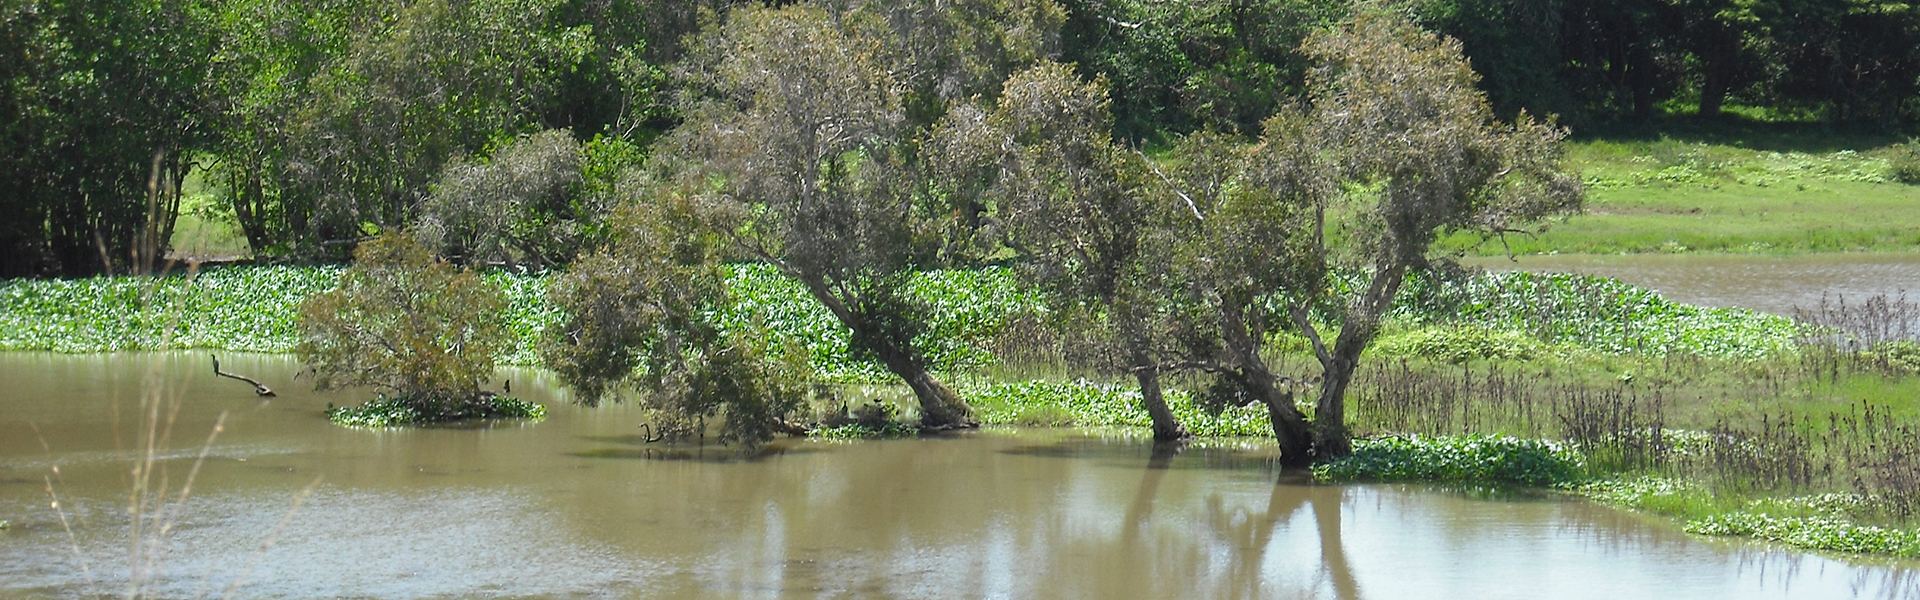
[[1463, 252, 1920, 317], [3, 353, 1919, 599]]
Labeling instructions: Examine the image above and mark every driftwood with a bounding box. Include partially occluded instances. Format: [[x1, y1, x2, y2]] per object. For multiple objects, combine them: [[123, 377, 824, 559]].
[[211, 354, 275, 397]]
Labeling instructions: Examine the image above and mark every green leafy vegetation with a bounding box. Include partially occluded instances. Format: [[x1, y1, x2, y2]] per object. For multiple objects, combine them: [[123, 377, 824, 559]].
[[1396, 270, 1797, 359], [723, 265, 1041, 382], [297, 234, 521, 424], [326, 394, 547, 428], [1687, 513, 1920, 557], [0, 266, 340, 353], [960, 379, 1274, 438], [1311, 434, 1587, 486], [808, 423, 921, 441], [1892, 140, 1920, 185]]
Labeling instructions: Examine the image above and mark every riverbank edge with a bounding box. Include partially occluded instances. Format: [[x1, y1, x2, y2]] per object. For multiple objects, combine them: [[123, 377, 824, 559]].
[[1313, 433, 1920, 560]]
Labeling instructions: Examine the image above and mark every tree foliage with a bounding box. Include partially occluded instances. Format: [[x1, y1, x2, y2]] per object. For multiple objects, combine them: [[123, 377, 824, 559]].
[[295, 233, 511, 418], [543, 183, 806, 447], [1, 0, 221, 276], [660, 3, 979, 428], [929, 62, 1189, 440], [1276, 13, 1584, 460], [417, 128, 590, 267]]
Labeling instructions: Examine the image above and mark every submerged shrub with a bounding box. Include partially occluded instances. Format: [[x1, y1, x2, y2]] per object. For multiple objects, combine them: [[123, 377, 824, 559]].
[[1313, 434, 1587, 486], [298, 234, 512, 421]]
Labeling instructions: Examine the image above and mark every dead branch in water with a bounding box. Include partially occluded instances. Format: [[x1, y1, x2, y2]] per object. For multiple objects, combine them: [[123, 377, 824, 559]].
[[211, 355, 275, 397]]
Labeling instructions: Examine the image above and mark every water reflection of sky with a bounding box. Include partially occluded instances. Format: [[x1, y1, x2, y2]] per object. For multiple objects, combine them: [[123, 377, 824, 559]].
[[1466, 252, 1920, 317], [4, 354, 1919, 599]]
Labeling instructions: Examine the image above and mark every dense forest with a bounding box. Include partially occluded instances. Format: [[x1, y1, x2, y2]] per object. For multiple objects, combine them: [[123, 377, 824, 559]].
[[2, 0, 1915, 278]]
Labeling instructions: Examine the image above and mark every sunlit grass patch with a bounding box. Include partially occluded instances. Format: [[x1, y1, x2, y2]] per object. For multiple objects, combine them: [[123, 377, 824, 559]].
[[1439, 135, 1920, 256]]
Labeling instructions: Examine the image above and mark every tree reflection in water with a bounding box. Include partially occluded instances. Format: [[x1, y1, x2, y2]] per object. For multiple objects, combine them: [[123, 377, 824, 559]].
[[1119, 441, 1362, 599]]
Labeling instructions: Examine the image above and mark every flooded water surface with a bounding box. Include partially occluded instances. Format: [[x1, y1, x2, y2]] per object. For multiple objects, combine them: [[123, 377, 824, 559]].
[[3, 353, 1917, 599], [1464, 252, 1920, 316]]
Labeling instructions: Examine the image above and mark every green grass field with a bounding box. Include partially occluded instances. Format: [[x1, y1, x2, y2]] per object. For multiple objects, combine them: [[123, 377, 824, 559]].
[[1441, 130, 1920, 256]]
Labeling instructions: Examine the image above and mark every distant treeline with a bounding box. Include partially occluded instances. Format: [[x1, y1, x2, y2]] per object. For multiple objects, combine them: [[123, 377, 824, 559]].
[[3, 0, 1915, 277]]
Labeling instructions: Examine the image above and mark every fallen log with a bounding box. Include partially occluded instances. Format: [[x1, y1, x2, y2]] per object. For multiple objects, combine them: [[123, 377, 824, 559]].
[[211, 354, 276, 397]]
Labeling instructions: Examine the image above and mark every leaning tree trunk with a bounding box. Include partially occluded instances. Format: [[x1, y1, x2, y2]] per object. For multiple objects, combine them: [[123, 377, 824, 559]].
[[1130, 353, 1188, 442], [795, 273, 976, 429], [871, 344, 975, 429], [1221, 302, 1312, 466], [1121, 314, 1188, 441]]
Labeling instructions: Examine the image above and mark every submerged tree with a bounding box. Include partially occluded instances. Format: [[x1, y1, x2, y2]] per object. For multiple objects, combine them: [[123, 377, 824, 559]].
[[295, 233, 511, 419], [1149, 126, 1325, 457], [660, 4, 975, 428], [1257, 14, 1583, 462], [930, 62, 1189, 440], [544, 182, 807, 447]]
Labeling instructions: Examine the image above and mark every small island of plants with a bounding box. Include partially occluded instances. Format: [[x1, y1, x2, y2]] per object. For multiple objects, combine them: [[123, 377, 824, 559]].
[[297, 234, 545, 427]]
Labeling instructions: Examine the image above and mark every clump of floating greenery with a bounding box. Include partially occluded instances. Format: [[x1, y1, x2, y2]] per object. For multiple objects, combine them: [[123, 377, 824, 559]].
[[960, 379, 1274, 438], [1312, 434, 1588, 486], [326, 394, 547, 428], [807, 422, 920, 440], [1686, 512, 1920, 557]]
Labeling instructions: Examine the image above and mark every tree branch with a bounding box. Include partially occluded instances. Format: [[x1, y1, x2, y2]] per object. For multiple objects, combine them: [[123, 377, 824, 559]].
[[1289, 304, 1333, 368], [211, 355, 275, 397]]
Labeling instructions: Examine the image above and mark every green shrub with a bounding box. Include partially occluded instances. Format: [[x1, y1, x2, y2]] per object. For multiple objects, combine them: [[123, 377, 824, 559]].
[[1312, 434, 1587, 486], [1890, 141, 1920, 184], [298, 234, 513, 420]]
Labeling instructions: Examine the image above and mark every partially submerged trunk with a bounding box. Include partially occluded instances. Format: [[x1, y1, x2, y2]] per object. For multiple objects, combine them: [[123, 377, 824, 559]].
[[1306, 262, 1408, 461], [871, 343, 975, 429], [795, 273, 976, 429], [1131, 357, 1189, 441], [1123, 314, 1188, 441], [1220, 301, 1312, 466]]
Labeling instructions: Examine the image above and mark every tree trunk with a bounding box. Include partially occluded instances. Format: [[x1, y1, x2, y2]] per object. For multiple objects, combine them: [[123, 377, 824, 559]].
[[1130, 356, 1188, 441], [1311, 262, 1407, 460], [1121, 311, 1187, 441], [1629, 43, 1655, 118], [793, 272, 976, 429], [1698, 67, 1727, 118], [1221, 301, 1311, 465], [874, 346, 974, 429], [1312, 353, 1357, 458]]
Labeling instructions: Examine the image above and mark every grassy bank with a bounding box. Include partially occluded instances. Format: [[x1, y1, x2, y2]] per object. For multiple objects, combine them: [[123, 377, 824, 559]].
[[1439, 134, 1920, 256]]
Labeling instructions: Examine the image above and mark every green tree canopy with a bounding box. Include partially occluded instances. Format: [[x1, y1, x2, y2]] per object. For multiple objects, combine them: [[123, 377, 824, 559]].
[[296, 233, 512, 418]]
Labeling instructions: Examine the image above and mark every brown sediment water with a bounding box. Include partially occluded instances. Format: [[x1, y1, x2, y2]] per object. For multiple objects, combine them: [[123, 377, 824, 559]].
[[2, 353, 1917, 599], [1463, 252, 1920, 316]]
